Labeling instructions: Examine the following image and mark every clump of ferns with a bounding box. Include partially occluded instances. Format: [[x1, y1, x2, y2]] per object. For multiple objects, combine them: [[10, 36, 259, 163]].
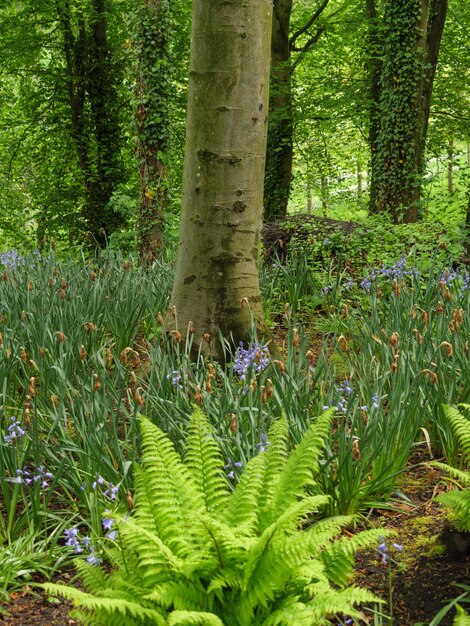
[[432, 404, 470, 533], [44, 407, 389, 625]]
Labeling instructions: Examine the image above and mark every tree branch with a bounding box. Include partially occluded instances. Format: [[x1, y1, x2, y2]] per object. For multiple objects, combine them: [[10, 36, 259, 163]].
[[289, 0, 330, 47]]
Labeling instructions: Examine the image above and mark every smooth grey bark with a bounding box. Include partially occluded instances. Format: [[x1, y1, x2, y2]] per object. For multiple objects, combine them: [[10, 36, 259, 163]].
[[169, 0, 272, 360]]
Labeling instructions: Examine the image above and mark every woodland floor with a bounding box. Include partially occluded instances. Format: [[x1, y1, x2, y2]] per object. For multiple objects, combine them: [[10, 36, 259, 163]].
[[0, 452, 468, 626]]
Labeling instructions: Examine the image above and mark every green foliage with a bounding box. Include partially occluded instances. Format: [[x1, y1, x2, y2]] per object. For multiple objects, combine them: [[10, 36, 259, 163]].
[[433, 405, 470, 532], [454, 605, 470, 626], [44, 409, 384, 625]]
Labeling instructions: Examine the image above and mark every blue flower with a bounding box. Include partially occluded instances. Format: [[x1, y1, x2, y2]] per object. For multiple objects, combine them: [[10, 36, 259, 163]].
[[233, 342, 270, 381], [257, 433, 271, 453], [102, 518, 114, 532]]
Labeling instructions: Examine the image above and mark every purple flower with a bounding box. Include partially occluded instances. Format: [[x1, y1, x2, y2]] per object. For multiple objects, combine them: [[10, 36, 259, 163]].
[[233, 342, 270, 381], [86, 549, 102, 566], [102, 518, 114, 532], [372, 394, 380, 409], [107, 530, 117, 541], [4, 417, 26, 443], [257, 433, 271, 453], [92, 473, 105, 489]]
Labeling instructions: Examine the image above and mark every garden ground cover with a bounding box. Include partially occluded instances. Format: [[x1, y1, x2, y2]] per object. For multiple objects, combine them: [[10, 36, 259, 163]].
[[0, 242, 469, 625]]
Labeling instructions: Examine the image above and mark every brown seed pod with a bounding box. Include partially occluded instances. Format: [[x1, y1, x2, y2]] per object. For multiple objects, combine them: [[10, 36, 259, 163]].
[[421, 369, 438, 384], [90, 271, 96, 281], [342, 305, 348, 318], [19, 347, 27, 362], [273, 359, 285, 373], [389, 332, 399, 349], [194, 385, 203, 405], [93, 374, 101, 392], [55, 331, 66, 343], [157, 311, 164, 325], [135, 387, 144, 407], [51, 394, 59, 409], [439, 341, 453, 357], [79, 345, 87, 360], [229, 413, 237, 432], [292, 328, 300, 348], [352, 438, 361, 460], [21, 310, 26, 321], [412, 329, 423, 345]]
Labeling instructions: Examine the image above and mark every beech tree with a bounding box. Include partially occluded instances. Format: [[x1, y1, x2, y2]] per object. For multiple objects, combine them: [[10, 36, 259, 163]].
[[168, 0, 272, 360]]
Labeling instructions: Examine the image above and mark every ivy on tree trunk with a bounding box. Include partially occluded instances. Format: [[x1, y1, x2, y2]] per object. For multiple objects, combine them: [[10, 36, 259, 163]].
[[369, 0, 448, 223]]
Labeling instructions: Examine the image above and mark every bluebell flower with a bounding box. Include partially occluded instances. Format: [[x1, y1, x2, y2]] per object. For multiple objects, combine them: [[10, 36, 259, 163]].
[[4, 417, 25, 443], [233, 342, 270, 381], [257, 433, 271, 453], [102, 518, 114, 532], [86, 549, 102, 566]]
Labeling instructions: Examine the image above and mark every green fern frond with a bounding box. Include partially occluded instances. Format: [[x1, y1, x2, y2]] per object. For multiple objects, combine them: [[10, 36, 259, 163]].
[[267, 408, 334, 521], [454, 605, 470, 626], [197, 514, 249, 570], [138, 416, 204, 555], [322, 528, 395, 587], [280, 516, 354, 572], [431, 462, 470, 486], [443, 405, 470, 465], [306, 585, 379, 621], [115, 516, 185, 585], [43, 584, 167, 625], [257, 416, 289, 512], [184, 407, 229, 512], [144, 579, 212, 612], [166, 610, 225, 625], [223, 452, 267, 534], [74, 558, 109, 593], [437, 490, 470, 532]]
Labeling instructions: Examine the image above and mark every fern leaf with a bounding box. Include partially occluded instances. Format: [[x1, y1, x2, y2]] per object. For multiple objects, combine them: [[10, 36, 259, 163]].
[[43, 584, 167, 625], [454, 605, 470, 626], [267, 408, 334, 522], [184, 407, 229, 512], [167, 610, 225, 625], [322, 528, 395, 587], [223, 452, 267, 534], [138, 416, 204, 555], [116, 516, 185, 586], [437, 490, 470, 531], [443, 405, 470, 465], [257, 416, 289, 512], [431, 462, 470, 486], [73, 558, 109, 593]]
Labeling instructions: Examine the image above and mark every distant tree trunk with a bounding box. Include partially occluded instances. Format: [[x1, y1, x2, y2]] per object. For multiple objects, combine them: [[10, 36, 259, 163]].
[[85, 0, 125, 246], [57, 0, 125, 247], [263, 0, 331, 223], [306, 180, 313, 214], [168, 0, 272, 360], [365, 0, 382, 213], [369, 0, 447, 223], [357, 161, 363, 201], [321, 175, 328, 214], [264, 0, 293, 223], [135, 0, 170, 263], [447, 139, 454, 195]]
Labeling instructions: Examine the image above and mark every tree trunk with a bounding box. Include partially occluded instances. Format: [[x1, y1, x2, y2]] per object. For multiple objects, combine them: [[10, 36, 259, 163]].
[[86, 0, 125, 246], [369, 0, 447, 223], [263, 0, 293, 223], [56, 0, 125, 247], [306, 180, 313, 214], [320, 175, 328, 214], [168, 0, 272, 360], [365, 0, 382, 214], [135, 0, 170, 263], [447, 139, 454, 195]]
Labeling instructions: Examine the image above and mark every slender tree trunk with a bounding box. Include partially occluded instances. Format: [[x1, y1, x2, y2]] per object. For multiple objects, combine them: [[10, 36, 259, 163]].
[[365, 0, 382, 213], [369, 0, 447, 223], [357, 161, 363, 201], [168, 0, 272, 360], [57, 0, 125, 247], [86, 0, 125, 246], [447, 139, 454, 195], [135, 0, 170, 263], [263, 0, 293, 223], [306, 180, 313, 214], [320, 175, 329, 214]]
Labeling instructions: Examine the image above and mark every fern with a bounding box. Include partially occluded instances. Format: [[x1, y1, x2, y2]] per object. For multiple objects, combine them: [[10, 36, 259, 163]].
[[432, 405, 470, 532], [454, 605, 470, 626], [44, 409, 382, 625]]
